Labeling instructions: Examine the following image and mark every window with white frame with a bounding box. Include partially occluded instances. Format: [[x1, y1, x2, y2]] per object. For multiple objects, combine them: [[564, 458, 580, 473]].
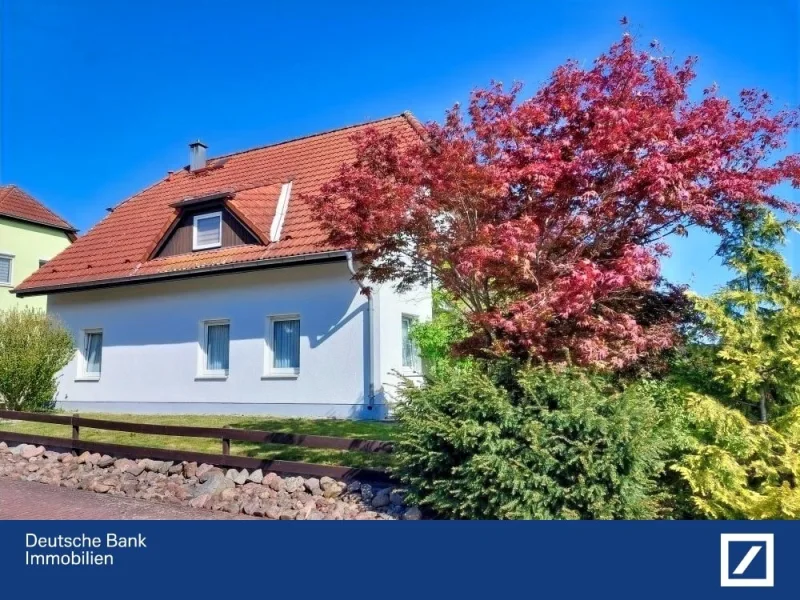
[[401, 315, 422, 373], [0, 254, 13, 286], [79, 329, 103, 379], [199, 320, 230, 377], [265, 315, 300, 376], [192, 212, 223, 250]]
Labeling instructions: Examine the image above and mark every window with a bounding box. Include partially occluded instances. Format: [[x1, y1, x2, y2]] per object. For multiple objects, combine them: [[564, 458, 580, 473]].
[[402, 315, 422, 373], [79, 329, 103, 380], [193, 212, 222, 250], [0, 254, 13, 286], [199, 320, 229, 378], [265, 315, 300, 377]]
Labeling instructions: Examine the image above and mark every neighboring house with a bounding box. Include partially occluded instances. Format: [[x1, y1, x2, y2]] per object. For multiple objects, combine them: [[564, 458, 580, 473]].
[[0, 185, 76, 311], [14, 115, 431, 419]]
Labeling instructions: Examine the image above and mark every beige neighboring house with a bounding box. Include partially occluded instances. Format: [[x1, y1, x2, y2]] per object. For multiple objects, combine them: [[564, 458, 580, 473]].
[[0, 185, 76, 310]]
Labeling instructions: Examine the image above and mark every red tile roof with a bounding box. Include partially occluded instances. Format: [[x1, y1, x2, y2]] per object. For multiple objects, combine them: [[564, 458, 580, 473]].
[[0, 185, 77, 236], [15, 114, 421, 295]]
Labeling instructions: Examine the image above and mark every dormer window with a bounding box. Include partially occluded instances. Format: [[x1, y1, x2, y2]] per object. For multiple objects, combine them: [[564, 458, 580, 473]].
[[193, 212, 222, 250]]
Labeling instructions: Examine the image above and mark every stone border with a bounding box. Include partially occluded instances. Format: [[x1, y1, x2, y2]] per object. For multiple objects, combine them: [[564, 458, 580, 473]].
[[0, 442, 422, 521]]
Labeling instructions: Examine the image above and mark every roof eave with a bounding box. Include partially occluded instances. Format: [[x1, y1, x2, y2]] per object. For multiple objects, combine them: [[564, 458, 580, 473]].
[[14, 250, 351, 297], [0, 212, 78, 237]]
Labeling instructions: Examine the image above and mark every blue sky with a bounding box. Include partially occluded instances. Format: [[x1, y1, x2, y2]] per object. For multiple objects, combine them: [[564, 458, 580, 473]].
[[1, 0, 797, 294]]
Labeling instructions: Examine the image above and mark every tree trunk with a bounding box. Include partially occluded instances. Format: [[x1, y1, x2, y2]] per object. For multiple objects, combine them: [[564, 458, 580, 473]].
[[759, 386, 768, 424]]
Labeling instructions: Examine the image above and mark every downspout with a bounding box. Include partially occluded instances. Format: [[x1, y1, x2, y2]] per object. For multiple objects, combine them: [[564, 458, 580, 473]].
[[347, 252, 377, 410]]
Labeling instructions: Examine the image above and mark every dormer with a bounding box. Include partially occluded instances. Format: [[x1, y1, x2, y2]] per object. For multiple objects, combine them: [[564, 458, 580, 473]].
[[151, 191, 262, 259]]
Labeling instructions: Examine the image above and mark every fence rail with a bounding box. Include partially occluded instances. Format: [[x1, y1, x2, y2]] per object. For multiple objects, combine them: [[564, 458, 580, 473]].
[[0, 410, 395, 484]]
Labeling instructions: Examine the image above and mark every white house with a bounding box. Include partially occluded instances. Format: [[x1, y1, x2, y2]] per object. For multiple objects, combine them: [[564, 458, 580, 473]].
[[15, 114, 431, 419]]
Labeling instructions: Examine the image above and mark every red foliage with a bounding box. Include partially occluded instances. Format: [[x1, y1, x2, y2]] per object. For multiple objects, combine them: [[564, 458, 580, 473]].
[[308, 34, 800, 368]]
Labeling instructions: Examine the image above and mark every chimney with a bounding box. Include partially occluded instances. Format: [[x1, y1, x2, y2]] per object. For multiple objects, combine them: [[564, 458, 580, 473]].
[[189, 140, 208, 172]]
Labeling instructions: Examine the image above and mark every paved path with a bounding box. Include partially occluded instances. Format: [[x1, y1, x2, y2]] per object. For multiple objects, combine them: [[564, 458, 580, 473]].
[[0, 478, 252, 520]]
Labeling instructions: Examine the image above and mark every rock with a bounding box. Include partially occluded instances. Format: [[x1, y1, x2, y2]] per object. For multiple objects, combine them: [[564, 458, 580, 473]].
[[233, 469, 248, 485], [43, 451, 61, 460], [195, 463, 215, 479], [360, 484, 374, 503], [279, 510, 297, 520], [158, 461, 174, 474], [21, 445, 45, 459], [199, 468, 223, 483], [323, 483, 343, 499], [226, 468, 238, 480], [220, 488, 239, 501], [9, 444, 26, 456], [242, 500, 264, 516], [75, 451, 91, 464], [139, 459, 164, 472], [97, 455, 115, 468], [189, 494, 210, 509], [268, 475, 285, 492], [125, 462, 145, 477], [0, 442, 7, 451], [168, 464, 183, 475], [371, 489, 391, 508], [264, 504, 281, 520], [86, 453, 102, 465], [114, 458, 132, 470], [304, 477, 321, 494], [346, 480, 362, 493], [192, 473, 235, 498], [247, 469, 263, 484], [320, 476, 335, 488], [27, 464, 40, 472], [389, 489, 406, 506], [403, 506, 422, 521], [283, 476, 302, 493], [183, 462, 197, 479]]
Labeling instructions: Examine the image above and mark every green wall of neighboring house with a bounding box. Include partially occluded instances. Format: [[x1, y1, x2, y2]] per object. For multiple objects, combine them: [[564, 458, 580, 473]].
[[0, 217, 72, 311]]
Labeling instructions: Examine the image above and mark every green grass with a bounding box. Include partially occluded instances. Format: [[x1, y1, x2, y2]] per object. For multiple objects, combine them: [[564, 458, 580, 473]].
[[0, 412, 399, 470]]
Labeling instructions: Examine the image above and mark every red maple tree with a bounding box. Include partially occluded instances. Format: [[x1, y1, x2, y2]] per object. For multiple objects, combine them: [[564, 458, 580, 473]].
[[309, 34, 800, 368]]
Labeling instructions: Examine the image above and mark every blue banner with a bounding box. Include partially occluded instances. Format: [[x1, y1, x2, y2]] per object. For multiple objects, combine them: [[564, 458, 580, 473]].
[[0, 520, 796, 598]]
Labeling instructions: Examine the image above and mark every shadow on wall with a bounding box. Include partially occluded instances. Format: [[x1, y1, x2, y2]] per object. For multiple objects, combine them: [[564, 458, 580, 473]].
[[50, 265, 385, 416]]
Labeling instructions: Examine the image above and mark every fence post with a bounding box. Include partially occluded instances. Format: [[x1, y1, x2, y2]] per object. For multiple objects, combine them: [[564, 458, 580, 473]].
[[71, 414, 80, 452], [222, 426, 230, 456]]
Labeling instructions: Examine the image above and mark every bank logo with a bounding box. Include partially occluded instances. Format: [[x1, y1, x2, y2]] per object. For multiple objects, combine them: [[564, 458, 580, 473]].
[[720, 533, 774, 587]]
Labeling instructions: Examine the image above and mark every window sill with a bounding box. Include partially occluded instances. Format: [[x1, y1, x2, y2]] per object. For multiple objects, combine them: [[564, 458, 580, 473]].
[[75, 375, 100, 382], [195, 374, 228, 381], [0, 283, 12, 288], [261, 373, 299, 380], [192, 243, 221, 252], [400, 369, 424, 378]]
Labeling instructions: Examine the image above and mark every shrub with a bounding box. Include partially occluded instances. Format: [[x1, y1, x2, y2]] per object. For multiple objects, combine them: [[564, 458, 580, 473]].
[[0, 307, 75, 412], [409, 288, 469, 371], [393, 362, 674, 519], [670, 392, 800, 519]]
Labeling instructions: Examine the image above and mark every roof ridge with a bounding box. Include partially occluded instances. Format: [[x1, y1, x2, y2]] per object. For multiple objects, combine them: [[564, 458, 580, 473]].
[[209, 113, 412, 162]]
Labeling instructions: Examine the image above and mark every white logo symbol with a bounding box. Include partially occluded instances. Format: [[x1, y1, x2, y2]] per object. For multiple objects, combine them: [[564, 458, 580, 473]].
[[720, 533, 774, 587]]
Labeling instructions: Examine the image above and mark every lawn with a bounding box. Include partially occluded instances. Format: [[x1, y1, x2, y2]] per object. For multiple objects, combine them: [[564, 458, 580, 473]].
[[0, 412, 399, 470]]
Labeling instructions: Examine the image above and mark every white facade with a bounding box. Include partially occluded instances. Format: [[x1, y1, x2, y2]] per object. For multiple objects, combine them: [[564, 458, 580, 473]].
[[48, 260, 431, 419]]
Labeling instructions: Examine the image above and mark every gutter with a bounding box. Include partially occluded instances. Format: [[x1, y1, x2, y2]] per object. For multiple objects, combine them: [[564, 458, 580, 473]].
[[346, 252, 378, 411], [15, 250, 351, 297]]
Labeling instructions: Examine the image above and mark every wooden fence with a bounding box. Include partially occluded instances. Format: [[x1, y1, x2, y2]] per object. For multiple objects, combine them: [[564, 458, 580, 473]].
[[0, 410, 395, 484]]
